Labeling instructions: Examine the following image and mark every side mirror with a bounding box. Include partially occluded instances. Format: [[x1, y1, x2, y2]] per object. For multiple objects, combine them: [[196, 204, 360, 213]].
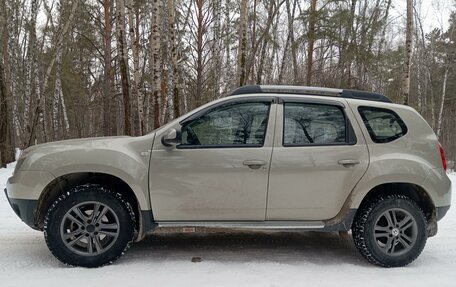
[[161, 128, 181, 146]]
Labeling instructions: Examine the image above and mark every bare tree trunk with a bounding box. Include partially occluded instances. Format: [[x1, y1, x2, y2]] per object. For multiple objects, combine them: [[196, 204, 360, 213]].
[[8, 3, 23, 143], [285, 0, 298, 84], [377, 0, 392, 57], [428, 69, 436, 129], [276, 0, 297, 84], [195, 0, 204, 105], [28, 0, 79, 147], [436, 67, 448, 139], [161, 68, 169, 123], [127, 0, 144, 135], [52, 51, 63, 140], [223, 0, 232, 93], [51, 49, 69, 138], [249, 0, 257, 83], [402, 0, 413, 105], [33, 0, 46, 144], [168, 0, 180, 118], [0, 3, 15, 166], [266, 14, 280, 84], [116, 0, 132, 136], [0, 57, 15, 167], [278, 31, 291, 84], [238, 0, 248, 86], [103, 0, 114, 136], [60, 86, 70, 135], [212, 0, 222, 98], [306, 0, 317, 86], [255, 0, 284, 84], [24, 0, 40, 144], [338, 0, 356, 87], [256, 34, 270, 84], [414, 9, 427, 114], [151, 0, 161, 128]]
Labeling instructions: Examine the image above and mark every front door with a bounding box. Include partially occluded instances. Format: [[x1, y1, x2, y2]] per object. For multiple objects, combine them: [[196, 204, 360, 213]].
[[267, 98, 369, 220], [149, 99, 276, 221]]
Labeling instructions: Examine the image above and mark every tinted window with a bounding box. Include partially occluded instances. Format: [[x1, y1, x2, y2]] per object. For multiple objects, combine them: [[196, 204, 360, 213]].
[[181, 102, 270, 147], [358, 107, 407, 143], [283, 103, 347, 146]]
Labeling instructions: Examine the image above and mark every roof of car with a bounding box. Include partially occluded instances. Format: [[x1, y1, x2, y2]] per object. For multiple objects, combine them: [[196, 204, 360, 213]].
[[231, 85, 392, 103]]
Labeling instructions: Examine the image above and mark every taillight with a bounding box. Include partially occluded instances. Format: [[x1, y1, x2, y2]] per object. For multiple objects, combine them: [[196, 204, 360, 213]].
[[438, 143, 447, 171]]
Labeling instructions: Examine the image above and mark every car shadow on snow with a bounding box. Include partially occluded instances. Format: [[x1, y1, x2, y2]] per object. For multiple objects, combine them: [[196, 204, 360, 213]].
[[125, 230, 367, 266]]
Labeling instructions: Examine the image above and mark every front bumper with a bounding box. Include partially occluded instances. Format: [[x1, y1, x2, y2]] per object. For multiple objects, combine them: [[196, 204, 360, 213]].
[[5, 170, 55, 230], [4, 188, 39, 229]]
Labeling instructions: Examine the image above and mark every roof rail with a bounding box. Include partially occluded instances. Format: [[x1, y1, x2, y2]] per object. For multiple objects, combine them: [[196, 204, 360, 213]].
[[231, 85, 392, 103]]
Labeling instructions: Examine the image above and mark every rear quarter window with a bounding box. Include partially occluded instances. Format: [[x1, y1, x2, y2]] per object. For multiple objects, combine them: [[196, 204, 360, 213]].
[[358, 106, 408, 143]]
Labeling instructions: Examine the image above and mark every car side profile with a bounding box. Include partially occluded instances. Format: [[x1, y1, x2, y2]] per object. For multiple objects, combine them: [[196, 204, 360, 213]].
[[5, 85, 451, 268]]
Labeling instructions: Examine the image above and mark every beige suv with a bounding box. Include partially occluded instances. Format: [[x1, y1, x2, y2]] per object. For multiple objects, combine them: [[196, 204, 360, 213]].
[[5, 85, 451, 268]]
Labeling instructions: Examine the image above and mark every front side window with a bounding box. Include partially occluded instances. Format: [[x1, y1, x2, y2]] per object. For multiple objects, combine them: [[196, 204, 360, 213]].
[[180, 102, 270, 147], [358, 107, 407, 143], [283, 102, 347, 146]]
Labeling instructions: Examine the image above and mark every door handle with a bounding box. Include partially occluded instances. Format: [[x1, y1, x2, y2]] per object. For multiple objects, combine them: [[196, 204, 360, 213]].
[[243, 160, 267, 169], [338, 159, 360, 167]]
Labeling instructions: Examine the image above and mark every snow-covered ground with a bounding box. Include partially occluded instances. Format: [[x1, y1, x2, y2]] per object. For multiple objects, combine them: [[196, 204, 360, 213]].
[[1, 163, 455, 287]]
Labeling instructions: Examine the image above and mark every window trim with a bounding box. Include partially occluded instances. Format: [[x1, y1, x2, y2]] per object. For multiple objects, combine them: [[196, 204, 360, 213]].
[[358, 106, 408, 144], [180, 96, 276, 125], [177, 99, 273, 149], [281, 101, 357, 147]]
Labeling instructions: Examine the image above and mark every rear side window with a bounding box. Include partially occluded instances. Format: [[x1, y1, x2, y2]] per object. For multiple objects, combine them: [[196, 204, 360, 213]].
[[283, 102, 349, 146], [358, 107, 407, 143]]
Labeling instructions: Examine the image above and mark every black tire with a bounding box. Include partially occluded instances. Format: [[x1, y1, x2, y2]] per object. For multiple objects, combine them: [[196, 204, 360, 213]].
[[352, 194, 427, 267], [44, 184, 135, 268]]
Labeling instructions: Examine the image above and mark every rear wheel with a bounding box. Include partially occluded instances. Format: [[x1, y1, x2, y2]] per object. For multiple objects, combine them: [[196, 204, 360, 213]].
[[44, 184, 135, 267], [352, 194, 427, 267]]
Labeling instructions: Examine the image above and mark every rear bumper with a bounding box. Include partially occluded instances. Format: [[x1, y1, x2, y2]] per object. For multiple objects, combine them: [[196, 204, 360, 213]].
[[422, 168, 452, 208], [4, 188, 39, 229]]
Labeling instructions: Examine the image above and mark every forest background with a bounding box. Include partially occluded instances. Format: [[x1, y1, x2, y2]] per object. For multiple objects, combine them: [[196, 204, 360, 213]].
[[0, 0, 455, 167]]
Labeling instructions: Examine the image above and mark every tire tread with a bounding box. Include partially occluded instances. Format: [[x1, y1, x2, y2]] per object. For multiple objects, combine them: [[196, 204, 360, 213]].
[[352, 194, 427, 268], [43, 184, 135, 268]]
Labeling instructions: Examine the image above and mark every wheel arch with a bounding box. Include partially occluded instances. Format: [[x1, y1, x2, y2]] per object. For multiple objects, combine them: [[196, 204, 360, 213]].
[[35, 172, 144, 233], [355, 182, 436, 223]]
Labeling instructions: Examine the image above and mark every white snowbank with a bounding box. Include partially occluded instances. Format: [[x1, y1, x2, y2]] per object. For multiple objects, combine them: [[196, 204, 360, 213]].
[[1, 164, 455, 286]]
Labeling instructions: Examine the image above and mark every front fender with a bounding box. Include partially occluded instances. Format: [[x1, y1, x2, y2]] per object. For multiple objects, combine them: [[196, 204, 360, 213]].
[[20, 135, 154, 210]]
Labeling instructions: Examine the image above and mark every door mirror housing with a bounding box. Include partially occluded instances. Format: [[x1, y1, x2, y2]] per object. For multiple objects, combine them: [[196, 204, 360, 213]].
[[161, 128, 182, 146]]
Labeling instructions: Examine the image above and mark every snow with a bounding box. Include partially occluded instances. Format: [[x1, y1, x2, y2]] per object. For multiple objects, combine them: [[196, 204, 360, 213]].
[[1, 163, 455, 287]]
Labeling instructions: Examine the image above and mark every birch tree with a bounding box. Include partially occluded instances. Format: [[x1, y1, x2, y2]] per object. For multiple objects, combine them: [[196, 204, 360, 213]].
[[151, 0, 161, 128], [0, 0, 15, 166], [402, 0, 413, 105], [237, 0, 248, 86], [306, 0, 317, 86], [103, 0, 114, 136], [116, 0, 132, 136], [167, 0, 180, 118]]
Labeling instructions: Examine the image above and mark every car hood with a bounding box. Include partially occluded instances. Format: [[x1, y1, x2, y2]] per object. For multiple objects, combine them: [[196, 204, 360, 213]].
[[16, 135, 158, 173], [21, 136, 131, 156]]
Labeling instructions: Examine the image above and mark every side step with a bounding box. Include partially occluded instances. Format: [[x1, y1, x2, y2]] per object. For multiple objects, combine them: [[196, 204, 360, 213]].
[[157, 221, 325, 230]]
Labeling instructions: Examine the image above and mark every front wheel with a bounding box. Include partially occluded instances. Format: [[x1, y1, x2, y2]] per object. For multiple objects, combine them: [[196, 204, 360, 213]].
[[44, 184, 135, 267], [352, 194, 427, 267]]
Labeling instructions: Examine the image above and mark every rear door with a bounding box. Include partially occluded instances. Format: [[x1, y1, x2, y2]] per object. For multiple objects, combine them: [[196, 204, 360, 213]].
[[266, 97, 369, 220]]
